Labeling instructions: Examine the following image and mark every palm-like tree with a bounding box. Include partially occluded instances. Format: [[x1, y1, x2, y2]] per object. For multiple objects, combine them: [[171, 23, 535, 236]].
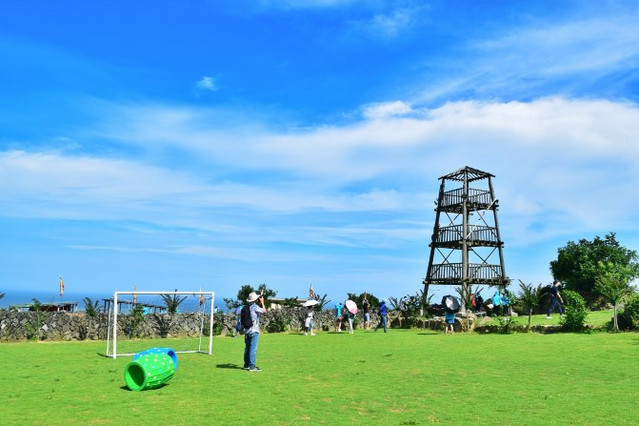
[[387, 296, 402, 326], [518, 280, 545, 330], [161, 290, 187, 314], [83, 297, 100, 317], [415, 289, 434, 317], [312, 293, 331, 310]]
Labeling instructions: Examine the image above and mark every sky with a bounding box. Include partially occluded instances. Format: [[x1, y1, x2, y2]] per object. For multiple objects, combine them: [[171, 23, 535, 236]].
[[1, 0, 639, 307]]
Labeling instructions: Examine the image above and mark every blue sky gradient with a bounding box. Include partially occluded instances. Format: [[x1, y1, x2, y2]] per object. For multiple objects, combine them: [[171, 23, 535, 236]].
[[2, 0, 639, 305]]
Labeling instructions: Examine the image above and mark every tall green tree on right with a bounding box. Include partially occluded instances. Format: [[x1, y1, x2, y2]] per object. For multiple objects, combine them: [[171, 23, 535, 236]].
[[595, 261, 634, 332], [550, 233, 639, 308]]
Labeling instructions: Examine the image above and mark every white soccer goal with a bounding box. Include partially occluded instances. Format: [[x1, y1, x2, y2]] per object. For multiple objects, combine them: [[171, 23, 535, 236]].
[[105, 291, 215, 359]]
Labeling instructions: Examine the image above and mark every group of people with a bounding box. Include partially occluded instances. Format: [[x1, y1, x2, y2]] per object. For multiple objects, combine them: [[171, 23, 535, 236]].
[[238, 280, 565, 372], [334, 298, 388, 333], [236, 293, 389, 373]]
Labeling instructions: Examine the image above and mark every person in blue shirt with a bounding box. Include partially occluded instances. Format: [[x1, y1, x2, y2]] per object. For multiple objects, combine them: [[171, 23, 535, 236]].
[[374, 300, 388, 333], [335, 302, 344, 332], [243, 292, 266, 372], [234, 305, 242, 338], [445, 311, 455, 334]]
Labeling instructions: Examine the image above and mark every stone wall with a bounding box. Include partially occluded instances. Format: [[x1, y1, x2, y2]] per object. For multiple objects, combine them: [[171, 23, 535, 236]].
[[0, 308, 456, 341]]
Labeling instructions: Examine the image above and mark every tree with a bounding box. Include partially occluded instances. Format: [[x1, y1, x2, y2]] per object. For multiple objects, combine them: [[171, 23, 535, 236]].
[[386, 293, 421, 327], [518, 280, 545, 330], [347, 292, 381, 310], [595, 261, 634, 332], [312, 293, 331, 310], [550, 233, 639, 308], [236, 285, 255, 305], [236, 283, 277, 307], [415, 288, 434, 317], [161, 290, 187, 314], [83, 297, 100, 318], [559, 290, 588, 331], [223, 297, 241, 311]]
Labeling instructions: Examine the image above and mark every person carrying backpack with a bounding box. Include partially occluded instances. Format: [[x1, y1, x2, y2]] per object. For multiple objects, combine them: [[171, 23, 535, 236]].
[[546, 280, 564, 319], [242, 292, 267, 372]]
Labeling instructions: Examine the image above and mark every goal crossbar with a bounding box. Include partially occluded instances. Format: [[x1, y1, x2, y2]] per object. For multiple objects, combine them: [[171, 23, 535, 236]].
[[106, 290, 215, 359]]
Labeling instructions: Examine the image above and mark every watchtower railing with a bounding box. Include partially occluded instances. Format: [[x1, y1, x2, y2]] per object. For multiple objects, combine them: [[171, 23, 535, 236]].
[[440, 188, 492, 208], [435, 225, 500, 245], [427, 263, 505, 283]]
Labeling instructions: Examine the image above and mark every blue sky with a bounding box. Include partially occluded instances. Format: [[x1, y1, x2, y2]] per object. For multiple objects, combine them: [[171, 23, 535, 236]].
[[2, 0, 639, 306]]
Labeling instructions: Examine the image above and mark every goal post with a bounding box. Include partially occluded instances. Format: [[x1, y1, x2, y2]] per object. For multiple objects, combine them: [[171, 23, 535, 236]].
[[106, 290, 215, 359]]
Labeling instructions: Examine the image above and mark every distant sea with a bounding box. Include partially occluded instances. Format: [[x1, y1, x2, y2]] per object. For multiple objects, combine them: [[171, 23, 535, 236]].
[[0, 290, 228, 312]]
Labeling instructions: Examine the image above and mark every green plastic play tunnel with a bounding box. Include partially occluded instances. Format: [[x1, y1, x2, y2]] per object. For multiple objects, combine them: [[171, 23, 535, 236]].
[[124, 353, 175, 391], [133, 347, 178, 370]]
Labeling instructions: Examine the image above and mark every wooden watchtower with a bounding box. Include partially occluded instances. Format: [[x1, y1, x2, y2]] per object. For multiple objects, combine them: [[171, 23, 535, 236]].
[[423, 166, 509, 312]]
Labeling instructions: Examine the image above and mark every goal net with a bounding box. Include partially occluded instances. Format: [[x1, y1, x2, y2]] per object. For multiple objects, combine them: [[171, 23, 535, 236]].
[[105, 291, 215, 359]]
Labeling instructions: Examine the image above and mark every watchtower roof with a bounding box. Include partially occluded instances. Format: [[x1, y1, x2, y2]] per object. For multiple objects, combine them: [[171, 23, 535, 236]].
[[440, 166, 494, 182]]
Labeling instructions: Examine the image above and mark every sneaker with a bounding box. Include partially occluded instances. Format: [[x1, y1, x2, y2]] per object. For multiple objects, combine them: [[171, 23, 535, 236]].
[[304, 332, 308, 335], [311, 333, 316, 336], [248, 367, 262, 372], [546, 316, 552, 319]]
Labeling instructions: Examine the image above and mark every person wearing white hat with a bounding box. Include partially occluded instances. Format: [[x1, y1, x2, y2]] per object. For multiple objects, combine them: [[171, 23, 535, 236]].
[[243, 291, 267, 372]]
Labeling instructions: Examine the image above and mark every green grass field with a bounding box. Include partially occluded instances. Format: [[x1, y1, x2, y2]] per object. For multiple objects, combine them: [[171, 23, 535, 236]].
[[2, 325, 638, 425], [486, 309, 615, 328]]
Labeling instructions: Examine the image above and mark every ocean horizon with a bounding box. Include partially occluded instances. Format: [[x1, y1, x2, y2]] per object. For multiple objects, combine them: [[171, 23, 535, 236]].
[[0, 290, 228, 312]]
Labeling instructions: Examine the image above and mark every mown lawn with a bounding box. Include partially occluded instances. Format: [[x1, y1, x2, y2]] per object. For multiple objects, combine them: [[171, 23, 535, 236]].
[[488, 309, 615, 328], [1, 328, 637, 425]]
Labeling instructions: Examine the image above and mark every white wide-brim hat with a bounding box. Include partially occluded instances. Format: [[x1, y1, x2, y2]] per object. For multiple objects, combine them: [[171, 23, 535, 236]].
[[246, 292, 259, 303]]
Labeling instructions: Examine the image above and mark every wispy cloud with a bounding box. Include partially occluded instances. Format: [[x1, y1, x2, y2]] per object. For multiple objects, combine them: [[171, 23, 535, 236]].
[[194, 76, 218, 94], [413, 8, 639, 104], [362, 101, 414, 119], [3, 96, 639, 252], [357, 7, 422, 39]]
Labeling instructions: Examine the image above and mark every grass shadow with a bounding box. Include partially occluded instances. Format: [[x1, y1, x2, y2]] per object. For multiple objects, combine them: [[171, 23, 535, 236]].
[[120, 384, 169, 392], [416, 331, 440, 336], [216, 363, 244, 370]]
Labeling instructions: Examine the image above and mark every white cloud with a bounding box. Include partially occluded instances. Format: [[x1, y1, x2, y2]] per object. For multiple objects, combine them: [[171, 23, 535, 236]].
[[362, 101, 413, 119], [366, 8, 416, 39], [346, 5, 425, 40], [3, 97, 639, 253], [413, 9, 639, 104], [477, 13, 639, 76], [195, 76, 218, 93]]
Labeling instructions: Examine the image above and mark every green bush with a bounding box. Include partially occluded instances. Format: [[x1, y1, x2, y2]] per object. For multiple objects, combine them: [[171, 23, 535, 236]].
[[125, 304, 146, 338], [213, 313, 225, 335], [560, 290, 588, 332], [496, 316, 516, 334], [265, 309, 293, 333], [618, 293, 639, 330], [24, 299, 49, 341]]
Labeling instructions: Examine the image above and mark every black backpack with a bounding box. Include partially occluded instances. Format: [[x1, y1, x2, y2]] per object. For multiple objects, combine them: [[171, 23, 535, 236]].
[[240, 304, 253, 329]]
